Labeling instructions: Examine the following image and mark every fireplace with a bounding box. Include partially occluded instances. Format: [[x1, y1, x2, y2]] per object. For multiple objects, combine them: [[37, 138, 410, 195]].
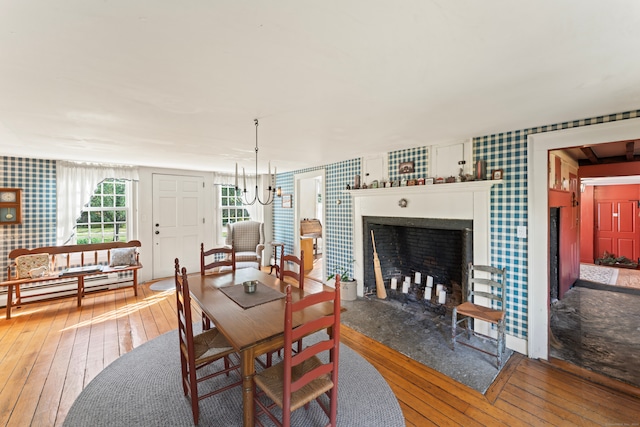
[[363, 216, 473, 306], [351, 180, 497, 298]]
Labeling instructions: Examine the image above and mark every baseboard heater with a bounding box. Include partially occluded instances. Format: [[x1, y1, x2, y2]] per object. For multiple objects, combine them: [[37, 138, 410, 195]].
[[0, 272, 127, 308]]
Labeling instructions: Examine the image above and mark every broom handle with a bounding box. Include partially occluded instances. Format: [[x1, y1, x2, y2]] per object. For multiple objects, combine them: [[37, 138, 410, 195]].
[[371, 230, 377, 254]]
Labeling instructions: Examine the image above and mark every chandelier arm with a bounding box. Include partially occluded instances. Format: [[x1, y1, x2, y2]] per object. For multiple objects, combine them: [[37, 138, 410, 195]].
[[235, 118, 279, 206]]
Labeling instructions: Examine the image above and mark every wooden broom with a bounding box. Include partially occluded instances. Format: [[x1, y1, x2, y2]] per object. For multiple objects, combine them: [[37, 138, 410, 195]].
[[371, 230, 387, 299]]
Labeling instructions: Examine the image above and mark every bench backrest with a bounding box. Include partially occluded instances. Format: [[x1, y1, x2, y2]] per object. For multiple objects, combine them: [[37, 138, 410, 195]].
[[8, 240, 142, 279]]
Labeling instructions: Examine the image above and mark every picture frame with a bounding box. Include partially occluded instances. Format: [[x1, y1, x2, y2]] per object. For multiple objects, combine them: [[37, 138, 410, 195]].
[[281, 194, 292, 208], [491, 169, 503, 180], [425, 178, 434, 185], [399, 161, 414, 174], [0, 188, 22, 224]]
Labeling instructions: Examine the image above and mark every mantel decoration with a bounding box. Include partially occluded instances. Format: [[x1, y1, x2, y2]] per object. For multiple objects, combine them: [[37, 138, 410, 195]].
[[234, 119, 282, 205], [399, 161, 414, 174]]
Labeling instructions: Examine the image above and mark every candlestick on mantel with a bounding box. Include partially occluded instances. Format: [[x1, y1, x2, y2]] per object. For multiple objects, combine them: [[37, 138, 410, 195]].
[[390, 278, 397, 290], [402, 282, 410, 293], [235, 163, 238, 188], [414, 272, 421, 284]]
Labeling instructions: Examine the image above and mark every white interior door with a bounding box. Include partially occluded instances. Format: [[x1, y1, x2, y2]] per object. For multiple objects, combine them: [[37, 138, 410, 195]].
[[152, 174, 205, 278]]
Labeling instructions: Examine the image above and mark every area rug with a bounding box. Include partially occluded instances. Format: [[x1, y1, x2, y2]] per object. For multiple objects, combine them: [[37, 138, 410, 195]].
[[340, 297, 511, 394], [580, 263, 619, 285], [63, 329, 405, 427], [148, 277, 175, 291]]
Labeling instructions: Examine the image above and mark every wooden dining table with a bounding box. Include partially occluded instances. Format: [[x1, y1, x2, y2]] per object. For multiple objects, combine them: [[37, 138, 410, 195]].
[[187, 268, 337, 427]]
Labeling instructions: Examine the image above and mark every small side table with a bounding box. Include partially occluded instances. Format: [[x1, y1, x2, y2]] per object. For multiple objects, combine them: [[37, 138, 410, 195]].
[[269, 242, 284, 276]]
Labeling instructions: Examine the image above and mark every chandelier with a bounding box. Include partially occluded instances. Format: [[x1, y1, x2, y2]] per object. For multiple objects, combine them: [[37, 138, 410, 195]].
[[235, 119, 281, 205]]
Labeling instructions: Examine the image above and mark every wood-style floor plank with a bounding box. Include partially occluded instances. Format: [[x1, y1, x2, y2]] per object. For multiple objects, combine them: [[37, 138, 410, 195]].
[[1, 278, 640, 427]]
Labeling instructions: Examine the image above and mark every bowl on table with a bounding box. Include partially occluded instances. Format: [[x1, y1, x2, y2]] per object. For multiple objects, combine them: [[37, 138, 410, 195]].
[[243, 280, 258, 293]]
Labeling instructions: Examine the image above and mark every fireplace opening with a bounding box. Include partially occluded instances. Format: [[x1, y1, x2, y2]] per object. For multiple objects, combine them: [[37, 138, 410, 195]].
[[363, 216, 473, 309]]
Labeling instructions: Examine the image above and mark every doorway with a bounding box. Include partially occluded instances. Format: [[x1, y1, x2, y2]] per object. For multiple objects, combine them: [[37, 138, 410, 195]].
[[529, 117, 640, 359], [294, 170, 325, 280], [152, 174, 205, 278]]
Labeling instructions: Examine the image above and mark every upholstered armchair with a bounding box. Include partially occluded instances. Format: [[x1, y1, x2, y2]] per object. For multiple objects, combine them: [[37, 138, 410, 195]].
[[225, 221, 265, 268]]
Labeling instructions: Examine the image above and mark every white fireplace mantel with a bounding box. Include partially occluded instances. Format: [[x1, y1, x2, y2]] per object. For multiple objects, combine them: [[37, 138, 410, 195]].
[[350, 179, 501, 296]]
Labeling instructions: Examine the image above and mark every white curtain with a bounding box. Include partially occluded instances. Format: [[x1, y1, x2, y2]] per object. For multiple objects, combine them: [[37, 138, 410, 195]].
[[57, 161, 139, 245]]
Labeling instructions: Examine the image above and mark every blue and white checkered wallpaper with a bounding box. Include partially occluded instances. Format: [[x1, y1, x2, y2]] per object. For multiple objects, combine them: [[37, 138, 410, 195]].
[[475, 109, 640, 339], [0, 157, 57, 274], [388, 146, 430, 182], [275, 109, 640, 341]]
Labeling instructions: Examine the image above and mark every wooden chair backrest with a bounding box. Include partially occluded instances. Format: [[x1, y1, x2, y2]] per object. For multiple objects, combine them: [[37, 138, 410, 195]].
[[279, 246, 304, 290], [200, 244, 235, 274], [467, 263, 507, 310], [282, 278, 340, 417], [175, 259, 196, 371]]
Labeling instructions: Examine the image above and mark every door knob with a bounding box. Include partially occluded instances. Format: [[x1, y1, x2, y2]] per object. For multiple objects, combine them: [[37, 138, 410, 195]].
[[155, 231, 160, 235]]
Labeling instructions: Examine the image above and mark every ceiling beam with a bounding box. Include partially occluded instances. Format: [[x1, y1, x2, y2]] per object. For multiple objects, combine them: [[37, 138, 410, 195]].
[[626, 141, 635, 161], [580, 147, 600, 164]]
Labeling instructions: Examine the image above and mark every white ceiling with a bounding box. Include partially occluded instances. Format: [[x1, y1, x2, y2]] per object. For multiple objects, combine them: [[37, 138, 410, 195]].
[[1, 1, 640, 174]]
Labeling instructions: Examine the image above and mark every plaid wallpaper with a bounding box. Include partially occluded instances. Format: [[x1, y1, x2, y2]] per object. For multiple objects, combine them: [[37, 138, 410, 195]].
[[474, 109, 640, 339], [3, 109, 640, 342], [275, 109, 640, 342], [0, 157, 57, 274]]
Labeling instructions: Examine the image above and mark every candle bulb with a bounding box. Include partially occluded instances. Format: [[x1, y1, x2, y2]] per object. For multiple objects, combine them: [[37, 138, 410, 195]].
[[405, 276, 411, 285], [402, 281, 409, 293], [390, 278, 397, 290], [426, 275, 433, 288], [414, 272, 421, 284], [436, 284, 444, 296], [424, 287, 432, 300]]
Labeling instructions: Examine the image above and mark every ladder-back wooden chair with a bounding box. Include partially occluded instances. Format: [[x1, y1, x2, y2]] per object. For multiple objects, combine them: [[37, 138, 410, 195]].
[[200, 243, 235, 329], [174, 258, 242, 424], [451, 263, 507, 368], [265, 247, 305, 366], [254, 279, 341, 427], [279, 246, 304, 291]]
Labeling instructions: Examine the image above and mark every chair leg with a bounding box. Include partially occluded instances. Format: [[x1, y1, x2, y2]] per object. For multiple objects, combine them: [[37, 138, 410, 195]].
[[451, 307, 457, 349], [202, 313, 211, 331], [497, 319, 506, 368]]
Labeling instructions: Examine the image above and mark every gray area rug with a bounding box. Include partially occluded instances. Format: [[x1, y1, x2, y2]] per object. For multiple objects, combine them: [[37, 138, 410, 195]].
[[63, 328, 405, 427], [341, 297, 510, 394], [148, 278, 174, 291]]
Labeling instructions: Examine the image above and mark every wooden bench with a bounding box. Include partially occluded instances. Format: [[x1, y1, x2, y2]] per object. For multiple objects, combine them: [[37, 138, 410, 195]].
[[2, 240, 142, 320]]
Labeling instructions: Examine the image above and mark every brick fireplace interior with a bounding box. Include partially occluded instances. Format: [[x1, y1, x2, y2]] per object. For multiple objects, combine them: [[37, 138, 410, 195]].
[[363, 216, 473, 306]]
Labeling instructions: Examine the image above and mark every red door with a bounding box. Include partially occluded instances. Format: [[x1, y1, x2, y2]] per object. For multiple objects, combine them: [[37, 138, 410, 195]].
[[594, 185, 640, 262]]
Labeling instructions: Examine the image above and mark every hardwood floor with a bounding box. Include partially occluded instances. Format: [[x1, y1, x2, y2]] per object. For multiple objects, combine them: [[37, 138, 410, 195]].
[[1, 279, 640, 426]]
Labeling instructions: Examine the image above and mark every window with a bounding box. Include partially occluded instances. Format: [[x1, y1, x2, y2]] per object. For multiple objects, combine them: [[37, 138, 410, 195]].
[[220, 186, 250, 239], [76, 179, 130, 244]]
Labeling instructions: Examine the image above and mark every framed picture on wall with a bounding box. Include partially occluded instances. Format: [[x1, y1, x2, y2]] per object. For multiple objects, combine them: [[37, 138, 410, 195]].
[[399, 161, 414, 174], [282, 194, 292, 208], [491, 169, 503, 180]]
